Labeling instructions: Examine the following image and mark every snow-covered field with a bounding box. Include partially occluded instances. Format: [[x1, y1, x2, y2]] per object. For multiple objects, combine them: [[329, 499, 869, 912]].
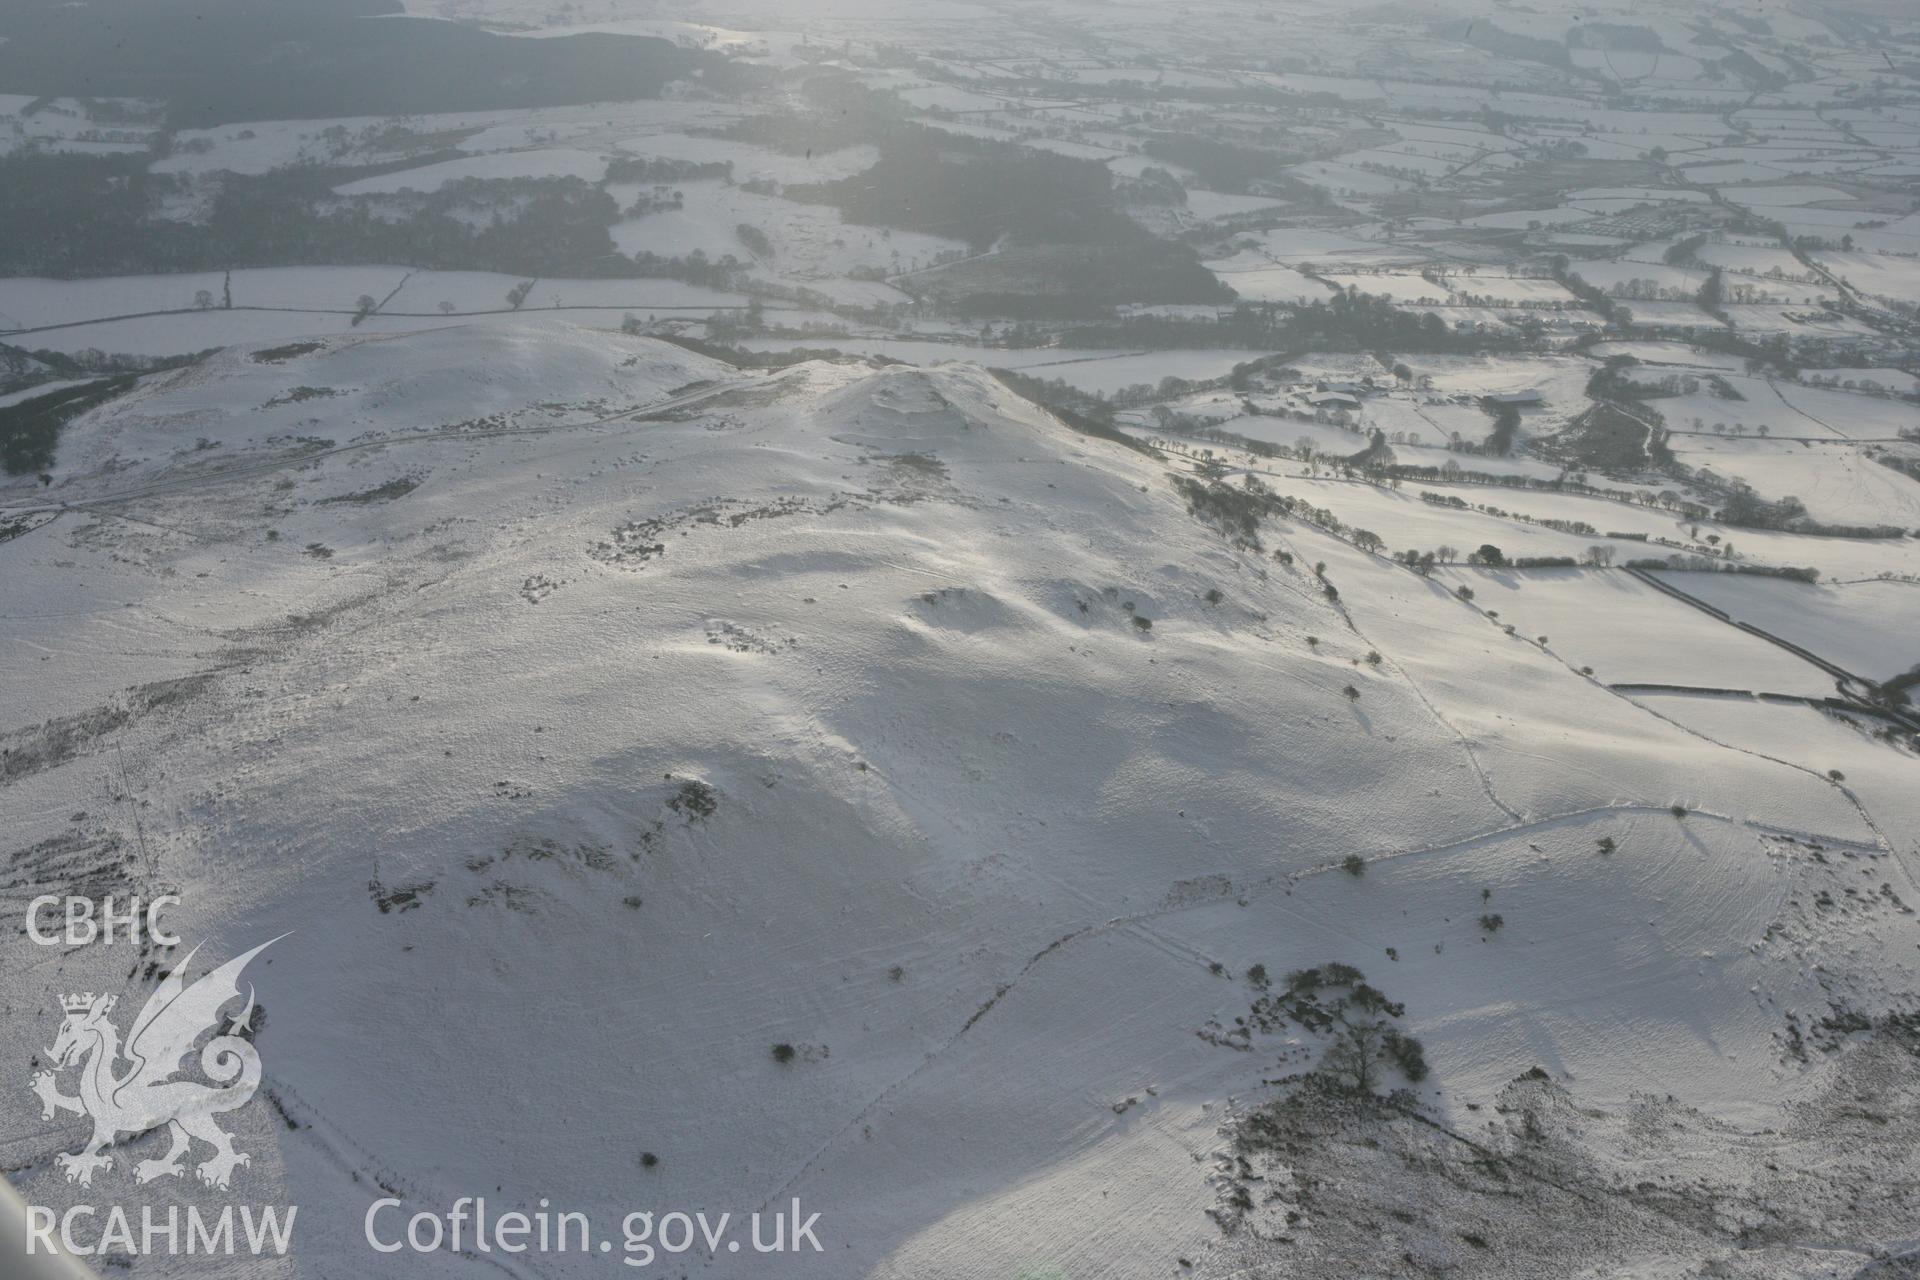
[[1201, 253, 1334, 303], [609, 180, 968, 282], [0, 275, 233, 330], [1436, 566, 1843, 696], [1669, 435, 1920, 530], [1647, 573, 1920, 683], [0, 270, 755, 357], [332, 147, 611, 195], [733, 337, 1270, 396]]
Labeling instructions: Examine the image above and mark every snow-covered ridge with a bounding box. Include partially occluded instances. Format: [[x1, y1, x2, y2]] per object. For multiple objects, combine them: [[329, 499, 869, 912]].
[[2, 322, 1915, 1279]]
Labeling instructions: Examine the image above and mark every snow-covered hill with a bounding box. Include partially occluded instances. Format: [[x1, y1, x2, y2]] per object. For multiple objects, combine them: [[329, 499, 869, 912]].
[[0, 341, 54, 393], [2, 322, 1916, 1279]]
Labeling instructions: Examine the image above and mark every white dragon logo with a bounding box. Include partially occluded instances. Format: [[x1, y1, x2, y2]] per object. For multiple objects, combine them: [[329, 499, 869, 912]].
[[31, 937, 282, 1190]]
